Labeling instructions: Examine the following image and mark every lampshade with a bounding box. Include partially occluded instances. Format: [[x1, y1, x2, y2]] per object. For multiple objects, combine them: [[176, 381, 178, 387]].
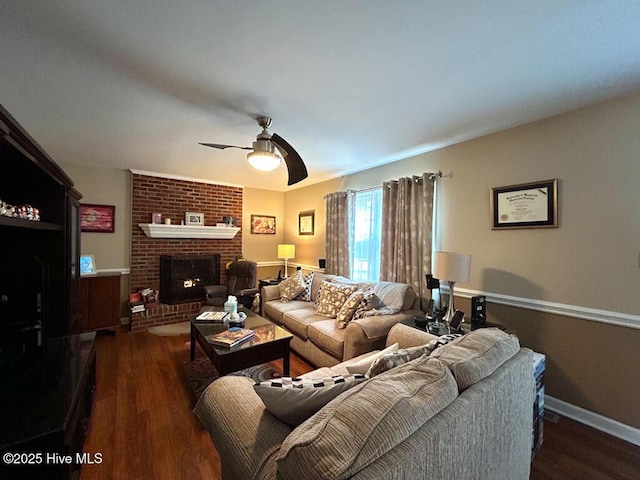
[[432, 251, 471, 282], [247, 151, 282, 171], [277, 244, 295, 259]]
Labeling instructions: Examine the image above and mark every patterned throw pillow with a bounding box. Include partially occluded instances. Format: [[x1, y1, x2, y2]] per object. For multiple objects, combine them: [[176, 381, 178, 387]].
[[314, 281, 358, 318], [352, 290, 379, 320], [295, 272, 314, 302], [426, 333, 463, 353], [278, 272, 306, 302], [365, 345, 430, 378], [336, 290, 366, 329], [253, 374, 367, 426]]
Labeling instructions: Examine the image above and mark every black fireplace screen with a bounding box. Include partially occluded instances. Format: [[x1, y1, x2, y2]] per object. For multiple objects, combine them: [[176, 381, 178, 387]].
[[159, 254, 220, 304]]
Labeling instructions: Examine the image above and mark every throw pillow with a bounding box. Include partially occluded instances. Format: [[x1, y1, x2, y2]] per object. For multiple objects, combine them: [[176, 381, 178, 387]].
[[365, 344, 431, 378], [279, 272, 306, 302], [253, 374, 367, 426], [426, 333, 463, 352], [345, 343, 399, 375], [294, 272, 314, 302], [314, 281, 358, 318], [351, 290, 379, 320], [336, 290, 366, 329]]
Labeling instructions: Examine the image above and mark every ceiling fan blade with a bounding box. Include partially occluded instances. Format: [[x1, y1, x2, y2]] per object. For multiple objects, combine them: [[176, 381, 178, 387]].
[[199, 143, 252, 150], [270, 133, 308, 186]]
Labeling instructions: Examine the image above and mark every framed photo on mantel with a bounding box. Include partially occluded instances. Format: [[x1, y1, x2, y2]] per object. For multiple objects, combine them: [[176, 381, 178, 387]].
[[491, 179, 558, 230]]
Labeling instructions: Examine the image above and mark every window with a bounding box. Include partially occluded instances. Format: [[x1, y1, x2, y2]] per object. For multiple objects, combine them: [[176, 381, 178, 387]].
[[349, 188, 382, 281]]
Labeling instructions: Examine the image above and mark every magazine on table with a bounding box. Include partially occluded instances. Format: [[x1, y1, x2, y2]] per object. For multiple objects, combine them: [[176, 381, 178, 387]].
[[195, 310, 229, 323], [207, 327, 255, 348]]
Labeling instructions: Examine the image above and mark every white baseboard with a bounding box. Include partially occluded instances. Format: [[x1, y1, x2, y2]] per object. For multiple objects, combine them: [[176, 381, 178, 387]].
[[545, 395, 640, 446]]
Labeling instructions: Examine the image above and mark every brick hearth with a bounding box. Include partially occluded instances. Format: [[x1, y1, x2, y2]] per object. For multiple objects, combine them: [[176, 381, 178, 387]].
[[130, 173, 242, 331]]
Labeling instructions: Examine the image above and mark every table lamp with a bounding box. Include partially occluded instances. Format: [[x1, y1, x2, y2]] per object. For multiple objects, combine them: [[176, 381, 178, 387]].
[[432, 251, 471, 324], [277, 244, 295, 278]]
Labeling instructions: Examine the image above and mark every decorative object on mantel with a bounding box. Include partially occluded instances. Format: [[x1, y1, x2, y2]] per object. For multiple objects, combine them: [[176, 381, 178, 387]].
[[138, 223, 240, 239], [298, 210, 314, 235], [491, 178, 558, 230], [151, 213, 162, 224], [80, 204, 115, 233], [432, 251, 471, 325], [250, 214, 276, 234], [185, 212, 205, 226]]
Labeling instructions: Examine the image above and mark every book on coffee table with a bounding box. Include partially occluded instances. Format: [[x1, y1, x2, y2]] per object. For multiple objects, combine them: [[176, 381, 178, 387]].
[[195, 310, 229, 323], [207, 327, 255, 348]]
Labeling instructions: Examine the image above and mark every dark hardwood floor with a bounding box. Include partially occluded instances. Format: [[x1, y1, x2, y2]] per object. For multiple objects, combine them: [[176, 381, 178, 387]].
[[80, 330, 640, 480]]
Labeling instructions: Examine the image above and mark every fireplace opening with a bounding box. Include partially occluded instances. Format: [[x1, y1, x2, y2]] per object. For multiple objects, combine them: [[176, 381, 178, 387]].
[[159, 254, 220, 304]]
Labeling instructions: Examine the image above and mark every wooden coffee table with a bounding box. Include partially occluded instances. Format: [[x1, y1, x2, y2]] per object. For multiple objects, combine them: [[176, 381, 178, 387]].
[[190, 307, 293, 376]]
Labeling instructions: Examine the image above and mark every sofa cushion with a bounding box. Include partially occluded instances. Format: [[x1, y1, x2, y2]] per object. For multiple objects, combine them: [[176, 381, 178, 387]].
[[254, 374, 367, 427], [282, 308, 327, 340], [314, 281, 358, 318], [336, 290, 365, 329], [279, 272, 306, 302], [365, 344, 430, 378], [345, 343, 398, 375], [307, 320, 346, 359], [429, 327, 520, 391], [277, 356, 458, 480], [263, 299, 309, 323]]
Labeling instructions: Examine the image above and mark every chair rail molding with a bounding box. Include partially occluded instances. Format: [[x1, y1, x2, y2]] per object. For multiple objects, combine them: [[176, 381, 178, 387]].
[[440, 285, 640, 330]]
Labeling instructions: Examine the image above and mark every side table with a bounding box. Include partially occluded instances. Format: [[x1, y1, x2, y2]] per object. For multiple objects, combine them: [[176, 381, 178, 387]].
[[258, 278, 282, 314]]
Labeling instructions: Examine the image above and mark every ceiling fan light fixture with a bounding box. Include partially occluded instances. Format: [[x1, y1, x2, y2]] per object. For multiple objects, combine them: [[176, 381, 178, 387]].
[[247, 150, 282, 171]]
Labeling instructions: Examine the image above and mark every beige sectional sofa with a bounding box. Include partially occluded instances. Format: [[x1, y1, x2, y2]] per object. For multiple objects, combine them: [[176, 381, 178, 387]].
[[261, 272, 424, 367], [194, 324, 535, 480]]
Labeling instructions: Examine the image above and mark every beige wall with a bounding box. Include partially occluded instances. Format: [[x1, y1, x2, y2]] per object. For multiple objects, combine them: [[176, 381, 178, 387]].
[[59, 164, 131, 318], [283, 92, 640, 429]]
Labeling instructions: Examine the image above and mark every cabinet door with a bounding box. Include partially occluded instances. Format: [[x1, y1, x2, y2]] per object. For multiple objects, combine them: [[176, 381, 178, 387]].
[[81, 275, 121, 330]]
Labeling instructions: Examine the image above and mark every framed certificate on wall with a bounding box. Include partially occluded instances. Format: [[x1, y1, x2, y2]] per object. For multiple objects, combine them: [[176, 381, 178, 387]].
[[491, 179, 558, 230]]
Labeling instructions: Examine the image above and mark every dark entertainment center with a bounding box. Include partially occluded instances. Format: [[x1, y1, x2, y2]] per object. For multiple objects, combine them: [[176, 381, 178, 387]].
[[0, 103, 96, 479]]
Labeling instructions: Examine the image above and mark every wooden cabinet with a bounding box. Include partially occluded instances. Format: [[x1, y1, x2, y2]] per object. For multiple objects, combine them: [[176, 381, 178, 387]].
[[0, 103, 80, 341], [80, 273, 121, 331]]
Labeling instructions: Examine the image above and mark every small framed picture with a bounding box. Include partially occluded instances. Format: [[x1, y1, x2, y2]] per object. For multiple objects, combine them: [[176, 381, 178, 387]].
[[185, 212, 204, 226], [250, 214, 276, 234], [80, 254, 96, 276], [151, 213, 162, 224], [298, 210, 315, 235]]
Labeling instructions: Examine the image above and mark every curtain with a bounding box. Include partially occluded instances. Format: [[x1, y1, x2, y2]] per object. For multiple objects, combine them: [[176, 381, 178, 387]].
[[325, 191, 351, 277], [380, 172, 436, 305]]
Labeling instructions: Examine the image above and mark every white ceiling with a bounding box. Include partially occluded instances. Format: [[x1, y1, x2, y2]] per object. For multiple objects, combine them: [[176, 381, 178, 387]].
[[2, 1, 640, 191]]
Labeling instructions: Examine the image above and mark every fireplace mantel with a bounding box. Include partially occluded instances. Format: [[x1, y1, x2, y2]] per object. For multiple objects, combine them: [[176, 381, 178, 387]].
[[138, 224, 240, 239]]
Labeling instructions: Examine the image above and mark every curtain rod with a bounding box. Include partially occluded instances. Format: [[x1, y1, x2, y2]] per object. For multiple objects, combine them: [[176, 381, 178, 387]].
[[324, 171, 444, 198]]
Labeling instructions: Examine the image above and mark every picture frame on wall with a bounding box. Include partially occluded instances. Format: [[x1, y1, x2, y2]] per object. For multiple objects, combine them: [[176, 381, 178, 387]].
[[250, 214, 276, 234], [298, 210, 315, 235], [185, 212, 204, 226], [80, 204, 115, 233], [491, 179, 558, 230]]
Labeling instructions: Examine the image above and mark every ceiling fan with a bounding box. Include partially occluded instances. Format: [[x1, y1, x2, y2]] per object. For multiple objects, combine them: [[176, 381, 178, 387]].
[[200, 116, 308, 186]]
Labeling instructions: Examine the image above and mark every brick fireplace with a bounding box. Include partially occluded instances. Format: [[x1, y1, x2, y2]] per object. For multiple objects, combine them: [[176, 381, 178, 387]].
[[130, 173, 242, 331]]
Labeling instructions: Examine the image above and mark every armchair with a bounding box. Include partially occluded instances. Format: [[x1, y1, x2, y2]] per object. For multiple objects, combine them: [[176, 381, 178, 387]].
[[204, 260, 259, 309]]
